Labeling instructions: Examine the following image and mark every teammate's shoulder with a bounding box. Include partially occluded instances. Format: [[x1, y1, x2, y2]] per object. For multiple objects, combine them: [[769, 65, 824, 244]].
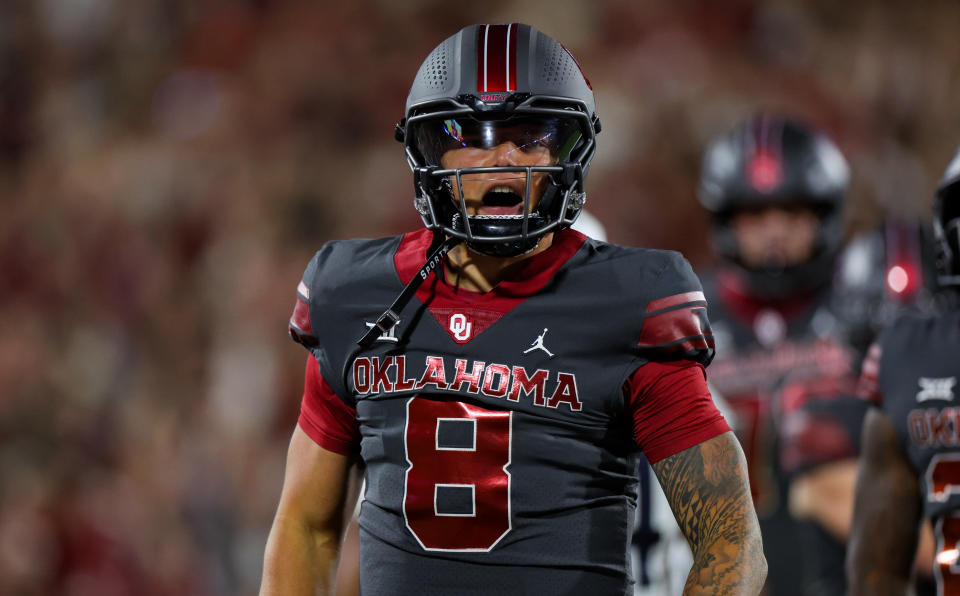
[[880, 310, 944, 347]]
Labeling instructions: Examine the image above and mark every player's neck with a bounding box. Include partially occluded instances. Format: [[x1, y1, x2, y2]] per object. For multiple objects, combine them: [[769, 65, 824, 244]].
[[445, 233, 555, 293]]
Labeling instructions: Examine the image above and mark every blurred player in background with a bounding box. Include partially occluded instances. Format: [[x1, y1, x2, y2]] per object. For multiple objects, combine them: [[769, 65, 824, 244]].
[[260, 24, 765, 595], [697, 113, 868, 595], [848, 146, 960, 596]]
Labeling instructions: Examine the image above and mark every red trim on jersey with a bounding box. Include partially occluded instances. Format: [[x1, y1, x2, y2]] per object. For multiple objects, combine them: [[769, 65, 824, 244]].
[[645, 291, 706, 313], [298, 357, 360, 455], [624, 360, 730, 464], [290, 296, 313, 335], [393, 228, 586, 343], [638, 305, 714, 351], [857, 342, 883, 405]]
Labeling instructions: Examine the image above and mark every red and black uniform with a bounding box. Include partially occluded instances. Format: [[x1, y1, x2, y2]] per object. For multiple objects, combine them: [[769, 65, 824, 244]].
[[703, 269, 867, 596], [859, 311, 960, 595], [289, 228, 729, 595]]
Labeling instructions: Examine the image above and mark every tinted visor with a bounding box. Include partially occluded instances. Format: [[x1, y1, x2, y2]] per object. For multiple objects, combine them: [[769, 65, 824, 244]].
[[411, 115, 584, 167]]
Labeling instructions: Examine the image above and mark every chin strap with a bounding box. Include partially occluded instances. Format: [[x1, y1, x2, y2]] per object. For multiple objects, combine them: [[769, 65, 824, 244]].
[[357, 234, 463, 348]]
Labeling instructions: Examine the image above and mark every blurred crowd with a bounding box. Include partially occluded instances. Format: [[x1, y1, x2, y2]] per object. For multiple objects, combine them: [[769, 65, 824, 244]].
[[2, 0, 960, 594]]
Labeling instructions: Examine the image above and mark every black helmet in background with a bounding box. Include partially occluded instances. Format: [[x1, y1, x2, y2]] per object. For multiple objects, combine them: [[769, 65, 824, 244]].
[[396, 23, 601, 257], [934, 147, 960, 287], [698, 113, 849, 299]]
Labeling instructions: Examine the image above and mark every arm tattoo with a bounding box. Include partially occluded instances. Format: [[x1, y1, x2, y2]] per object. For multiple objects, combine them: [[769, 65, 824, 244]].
[[652, 432, 766, 595]]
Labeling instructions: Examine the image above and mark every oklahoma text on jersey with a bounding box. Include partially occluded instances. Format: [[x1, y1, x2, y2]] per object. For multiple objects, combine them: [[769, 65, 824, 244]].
[[907, 407, 960, 448], [352, 355, 582, 411]]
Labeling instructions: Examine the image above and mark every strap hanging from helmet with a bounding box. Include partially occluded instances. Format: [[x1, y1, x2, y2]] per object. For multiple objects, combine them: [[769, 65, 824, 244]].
[[356, 234, 463, 348]]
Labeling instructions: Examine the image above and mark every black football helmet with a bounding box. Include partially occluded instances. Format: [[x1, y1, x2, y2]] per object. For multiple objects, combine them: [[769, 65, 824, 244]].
[[396, 23, 601, 257], [698, 113, 849, 298], [934, 147, 960, 286]]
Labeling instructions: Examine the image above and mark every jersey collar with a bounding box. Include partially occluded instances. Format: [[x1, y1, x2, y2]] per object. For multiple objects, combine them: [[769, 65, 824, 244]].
[[394, 227, 587, 300]]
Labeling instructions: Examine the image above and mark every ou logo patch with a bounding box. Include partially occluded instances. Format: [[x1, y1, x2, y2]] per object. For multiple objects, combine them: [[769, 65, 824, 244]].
[[449, 313, 473, 341]]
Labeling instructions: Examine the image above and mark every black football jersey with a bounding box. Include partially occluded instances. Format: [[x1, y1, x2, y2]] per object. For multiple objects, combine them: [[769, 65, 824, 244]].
[[289, 228, 726, 595], [865, 311, 960, 594], [701, 270, 866, 596]]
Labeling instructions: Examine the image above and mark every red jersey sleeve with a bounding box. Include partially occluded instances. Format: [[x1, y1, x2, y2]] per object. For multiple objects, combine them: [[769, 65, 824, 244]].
[[856, 342, 883, 405], [298, 356, 361, 455], [625, 360, 730, 464]]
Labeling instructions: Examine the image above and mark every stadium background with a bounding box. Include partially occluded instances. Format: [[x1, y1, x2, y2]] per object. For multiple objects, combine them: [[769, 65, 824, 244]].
[[1, 0, 959, 593]]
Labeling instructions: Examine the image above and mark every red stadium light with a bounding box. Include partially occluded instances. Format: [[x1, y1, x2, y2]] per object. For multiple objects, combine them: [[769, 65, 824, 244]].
[[887, 265, 910, 294]]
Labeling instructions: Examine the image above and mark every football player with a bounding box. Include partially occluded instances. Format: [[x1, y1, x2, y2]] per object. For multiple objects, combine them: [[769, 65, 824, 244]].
[[698, 114, 868, 595], [261, 24, 765, 595], [847, 147, 960, 595]]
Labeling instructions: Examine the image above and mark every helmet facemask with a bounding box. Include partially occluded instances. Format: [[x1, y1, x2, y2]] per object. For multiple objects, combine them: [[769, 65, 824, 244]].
[[399, 22, 599, 258], [711, 201, 843, 299], [405, 103, 594, 257]]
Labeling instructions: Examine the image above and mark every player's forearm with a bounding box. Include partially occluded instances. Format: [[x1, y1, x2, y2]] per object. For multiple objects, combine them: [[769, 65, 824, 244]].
[[261, 513, 341, 596], [683, 528, 766, 595], [847, 410, 921, 596], [653, 433, 767, 595], [847, 527, 913, 596], [846, 497, 916, 596], [846, 571, 910, 596]]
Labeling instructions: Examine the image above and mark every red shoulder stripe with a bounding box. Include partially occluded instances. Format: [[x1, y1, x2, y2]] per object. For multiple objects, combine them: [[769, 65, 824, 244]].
[[476, 24, 517, 93], [289, 295, 313, 335], [638, 305, 714, 351], [645, 291, 706, 314]]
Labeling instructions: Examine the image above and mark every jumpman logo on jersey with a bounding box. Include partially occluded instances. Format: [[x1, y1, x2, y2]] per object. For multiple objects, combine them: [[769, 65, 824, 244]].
[[523, 328, 555, 358]]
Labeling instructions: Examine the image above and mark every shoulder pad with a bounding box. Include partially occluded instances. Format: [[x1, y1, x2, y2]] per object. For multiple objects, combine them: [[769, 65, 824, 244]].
[[637, 251, 715, 366], [287, 235, 404, 349], [873, 312, 937, 368], [289, 252, 322, 348]]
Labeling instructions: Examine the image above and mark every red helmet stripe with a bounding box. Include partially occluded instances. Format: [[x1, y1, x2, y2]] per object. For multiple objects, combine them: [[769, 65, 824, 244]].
[[747, 112, 785, 192], [487, 24, 509, 92], [477, 25, 490, 91], [476, 24, 518, 93], [476, 25, 486, 92], [507, 23, 517, 91]]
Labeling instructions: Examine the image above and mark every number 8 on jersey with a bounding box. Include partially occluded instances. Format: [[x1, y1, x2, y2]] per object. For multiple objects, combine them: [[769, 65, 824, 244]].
[[403, 397, 513, 551]]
